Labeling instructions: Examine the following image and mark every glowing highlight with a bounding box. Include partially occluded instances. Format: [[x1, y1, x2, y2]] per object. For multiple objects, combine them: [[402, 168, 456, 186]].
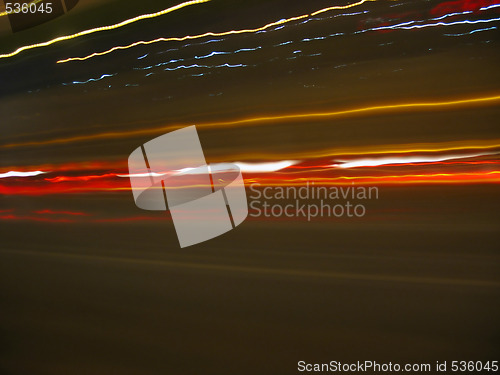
[[0, 170, 48, 178], [3, 93, 499, 150]]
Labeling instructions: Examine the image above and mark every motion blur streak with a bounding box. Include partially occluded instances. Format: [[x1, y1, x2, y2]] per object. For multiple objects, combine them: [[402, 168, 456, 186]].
[[311, 0, 377, 16], [57, 0, 379, 64], [217, 140, 500, 161], [3, 93, 499, 149], [0, 214, 75, 223], [44, 173, 119, 183], [334, 151, 498, 168], [174, 161, 299, 174], [34, 209, 88, 216], [0, 170, 48, 178], [1, 155, 498, 196], [234, 161, 299, 173], [252, 171, 500, 186], [0, 0, 210, 59], [1, 170, 498, 196]]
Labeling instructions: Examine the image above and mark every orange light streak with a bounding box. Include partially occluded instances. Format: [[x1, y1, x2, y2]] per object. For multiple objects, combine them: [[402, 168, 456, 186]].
[[2, 94, 499, 150]]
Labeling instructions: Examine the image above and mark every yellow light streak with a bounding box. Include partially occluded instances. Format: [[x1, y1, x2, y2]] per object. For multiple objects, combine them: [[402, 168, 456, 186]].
[[1, 93, 500, 150], [0, 0, 210, 59], [311, 0, 375, 16], [57, 0, 376, 64], [232, 140, 500, 162]]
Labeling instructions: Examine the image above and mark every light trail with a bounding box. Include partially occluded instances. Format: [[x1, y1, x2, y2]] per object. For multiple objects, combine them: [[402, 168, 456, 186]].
[[234, 161, 299, 173], [4, 141, 500, 174], [1, 169, 499, 196], [57, 0, 376, 64], [171, 161, 299, 175], [444, 26, 497, 36], [226, 140, 500, 162], [311, 0, 375, 16], [62, 73, 116, 86], [248, 171, 500, 186], [35, 209, 88, 216], [0, 0, 210, 60], [1, 149, 499, 196], [333, 151, 499, 168], [0, 170, 48, 178], [2, 93, 499, 150], [389, 17, 500, 30]]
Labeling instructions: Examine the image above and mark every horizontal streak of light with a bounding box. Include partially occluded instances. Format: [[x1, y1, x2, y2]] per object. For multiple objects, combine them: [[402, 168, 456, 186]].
[[136, 45, 260, 70], [0, 212, 163, 223], [0, 214, 75, 223], [0, 160, 126, 173], [44, 173, 119, 182], [57, 15, 309, 63], [117, 172, 166, 178], [311, 0, 375, 15], [0, 0, 210, 59], [2, 249, 498, 287], [36, 161, 299, 182], [1, 169, 499, 196], [334, 151, 498, 168], [57, 0, 375, 64], [481, 3, 500, 10], [225, 141, 500, 162], [0, 170, 48, 178], [444, 26, 497, 36], [34, 209, 88, 216], [62, 73, 116, 86], [2, 93, 500, 150], [284, 160, 500, 174], [173, 161, 299, 174], [360, 16, 500, 33], [234, 161, 299, 172], [394, 17, 500, 30], [249, 171, 500, 186]]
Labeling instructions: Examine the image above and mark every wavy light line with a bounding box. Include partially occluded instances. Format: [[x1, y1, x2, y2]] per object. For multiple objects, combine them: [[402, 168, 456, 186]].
[[4, 141, 500, 175], [2, 170, 499, 196], [0, 0, 210, 59], [0, 170, 48, 178], [251, 171, 500, 186], [57, 0, 376, 64], [311, 0, 375, 16], [226, 140, 500, 162], [35, 209, 88, 216], [2, 93, 500, 150], [333, 151, 499, 168], [1, 153, 499, 196], [62, 73, 116, 86], [172, 161, 299, 175], [379, 17, 500, 31]]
